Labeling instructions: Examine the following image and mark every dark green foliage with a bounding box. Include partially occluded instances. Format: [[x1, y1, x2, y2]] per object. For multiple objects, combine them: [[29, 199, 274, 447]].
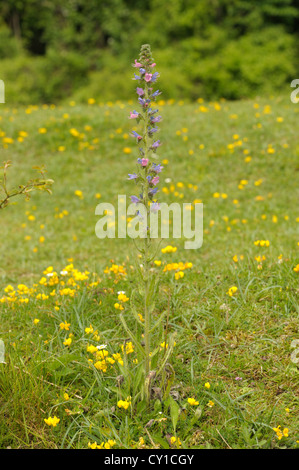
[[0, 0, 298, 103]]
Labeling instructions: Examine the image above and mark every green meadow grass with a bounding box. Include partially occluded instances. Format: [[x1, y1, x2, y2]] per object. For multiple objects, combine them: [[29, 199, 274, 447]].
[[0, 96, 298, 449]]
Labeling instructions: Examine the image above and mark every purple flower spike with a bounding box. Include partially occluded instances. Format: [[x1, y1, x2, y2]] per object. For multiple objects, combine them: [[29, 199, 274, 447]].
[[128, 46, 164, 225]]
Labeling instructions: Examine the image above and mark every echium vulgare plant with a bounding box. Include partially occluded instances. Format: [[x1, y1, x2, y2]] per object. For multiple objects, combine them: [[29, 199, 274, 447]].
[[119, 45, 176, 405]]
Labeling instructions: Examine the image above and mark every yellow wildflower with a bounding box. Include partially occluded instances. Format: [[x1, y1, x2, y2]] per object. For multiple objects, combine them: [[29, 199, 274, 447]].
[[44, 416, 60, 427], [187, 398, 199, 406]]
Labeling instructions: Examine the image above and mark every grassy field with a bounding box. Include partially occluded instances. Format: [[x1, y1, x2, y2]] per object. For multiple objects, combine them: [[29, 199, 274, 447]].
[[0, 95, 298, 449]]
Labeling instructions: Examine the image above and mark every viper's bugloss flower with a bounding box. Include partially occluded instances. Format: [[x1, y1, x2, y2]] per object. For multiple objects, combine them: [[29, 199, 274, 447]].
[[150, 202, 160, 212], [133, 59, 142, 68], [127, 46, 164, 383], [128, 173, 138, 180], [148, 188, 158, 197], [148, 126, 158, 136], [152, 163, 163, 173], [151, 90, 161, 97], [128, 45, 163, 209], [152, 140, 161, 150], [131, 130, 142, 141], [150, 115, 162, 123], [129, 111, 139, 119], [138, 97, 151, 108]]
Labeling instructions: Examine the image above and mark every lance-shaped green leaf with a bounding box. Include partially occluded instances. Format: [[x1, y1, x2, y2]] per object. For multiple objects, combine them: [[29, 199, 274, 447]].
[[119, 313, 146, 358]]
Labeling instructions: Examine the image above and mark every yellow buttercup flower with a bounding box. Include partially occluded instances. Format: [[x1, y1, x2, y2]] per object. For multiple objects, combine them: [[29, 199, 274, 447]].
[[114, 303, 124, 310], [170, 436, 182, 446], [74, 190, 84, 199], [88, 441, 98, 449], [174, 271, 184, 280], [273, 426, 288, 440], [63, 337, 72, 347], [44, 416, 60, 427], [121, 341, 134, 354], [85, 324, 94, 334], [161, 245, 177, 254], [227, 286, 238, 297], [60, 321, 70, 331], [117, 398, 131, 410], [118, 293, 129, 302], [88, 439, 116, 449], [87, 344, 97, 353], [187, 398, 199, 406]]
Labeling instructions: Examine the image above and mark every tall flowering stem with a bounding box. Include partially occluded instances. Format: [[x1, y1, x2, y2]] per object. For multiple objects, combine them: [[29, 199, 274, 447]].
[[128, 45, 163, 385]]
